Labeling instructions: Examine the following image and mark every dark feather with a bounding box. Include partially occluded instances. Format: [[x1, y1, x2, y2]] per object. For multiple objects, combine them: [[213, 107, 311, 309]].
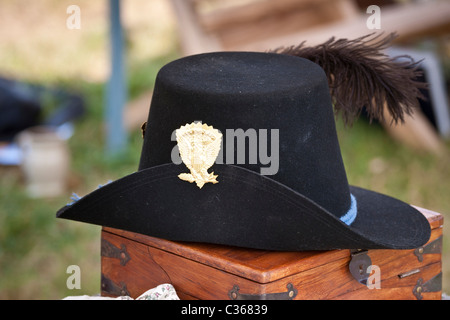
[[271, 33, 427, 125]]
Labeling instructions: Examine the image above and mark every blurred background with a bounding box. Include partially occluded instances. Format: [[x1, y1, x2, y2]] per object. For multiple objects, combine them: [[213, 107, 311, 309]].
[[0, 0, 449, 299]]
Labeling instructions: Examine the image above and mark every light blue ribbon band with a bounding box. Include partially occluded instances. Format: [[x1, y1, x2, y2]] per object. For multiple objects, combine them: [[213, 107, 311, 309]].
[[66, 180, 113, 206], [67, 192, 81, 206], [340, 193, 357, 226]]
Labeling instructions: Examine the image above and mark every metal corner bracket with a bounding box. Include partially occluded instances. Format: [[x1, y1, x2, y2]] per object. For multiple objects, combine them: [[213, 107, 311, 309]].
[[228, 283, 298, 300]]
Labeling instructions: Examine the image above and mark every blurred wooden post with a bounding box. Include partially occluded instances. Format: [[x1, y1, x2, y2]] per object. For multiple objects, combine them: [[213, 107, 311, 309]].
[[381, 107, 444, 154], [106, 0, 127, 156]]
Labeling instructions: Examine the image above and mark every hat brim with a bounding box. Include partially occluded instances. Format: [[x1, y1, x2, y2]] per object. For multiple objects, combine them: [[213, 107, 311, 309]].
[[57, 163, 430, 251]]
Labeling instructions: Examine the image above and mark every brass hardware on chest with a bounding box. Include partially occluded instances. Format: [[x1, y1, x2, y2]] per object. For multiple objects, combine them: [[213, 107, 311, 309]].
[[228, 283, 297, 300], [101, 239, 131, 266], [414, 236, 442, 262]]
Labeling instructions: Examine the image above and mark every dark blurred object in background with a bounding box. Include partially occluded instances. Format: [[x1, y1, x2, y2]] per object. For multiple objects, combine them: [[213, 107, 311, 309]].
[[0, 77, 85, 167], [0, 78, 41, 142], [0, 77, 85, 142]]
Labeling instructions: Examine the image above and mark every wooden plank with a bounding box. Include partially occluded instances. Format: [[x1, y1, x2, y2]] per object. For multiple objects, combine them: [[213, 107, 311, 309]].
[[103, 226, 348, 283], [215, 2, 343, 50], [381, 107, 445, 155], [199, 0, 337, 33], [169, 0, 221, 55], [236, 1, 450, 52]]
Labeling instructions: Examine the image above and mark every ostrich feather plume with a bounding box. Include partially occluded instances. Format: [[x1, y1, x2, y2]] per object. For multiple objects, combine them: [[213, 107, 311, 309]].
[[271, 33, 427, 124]]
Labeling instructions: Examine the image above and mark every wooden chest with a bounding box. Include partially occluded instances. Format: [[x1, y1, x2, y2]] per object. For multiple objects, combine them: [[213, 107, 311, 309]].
[[100, 206, 443, 300]]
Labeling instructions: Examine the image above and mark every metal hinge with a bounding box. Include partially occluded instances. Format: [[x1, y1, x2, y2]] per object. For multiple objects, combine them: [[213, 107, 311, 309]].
[[101, 274, 130, 297], [101, 239, 131, 266], [413, 272, 442, 300], [349, 249, 372, 285], [414, 236, 442, 262], [228, 283, 297, 300]]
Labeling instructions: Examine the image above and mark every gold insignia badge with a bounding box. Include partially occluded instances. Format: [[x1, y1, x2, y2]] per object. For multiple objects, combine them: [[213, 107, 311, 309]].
[[176, 122, 222, 189]]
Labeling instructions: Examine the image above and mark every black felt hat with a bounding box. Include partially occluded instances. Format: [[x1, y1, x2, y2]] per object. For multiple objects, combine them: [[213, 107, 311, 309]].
[[57, 34, 431, 251]]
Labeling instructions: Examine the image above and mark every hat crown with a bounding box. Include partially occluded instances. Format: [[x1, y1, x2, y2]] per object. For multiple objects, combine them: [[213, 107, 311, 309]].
[[140, 52, 351, 217]]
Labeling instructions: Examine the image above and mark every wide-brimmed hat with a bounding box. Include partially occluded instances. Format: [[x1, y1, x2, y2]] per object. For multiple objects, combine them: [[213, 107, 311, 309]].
[[57, 35, 431, 251]]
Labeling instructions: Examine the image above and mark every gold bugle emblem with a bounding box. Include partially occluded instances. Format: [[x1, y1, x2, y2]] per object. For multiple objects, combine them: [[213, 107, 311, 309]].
[[176, 122, 222, 189]]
